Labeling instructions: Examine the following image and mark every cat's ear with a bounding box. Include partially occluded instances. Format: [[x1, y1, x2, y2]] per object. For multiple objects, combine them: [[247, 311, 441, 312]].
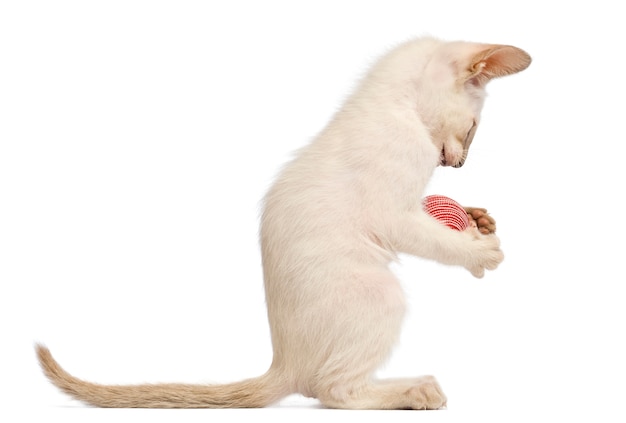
[[463, 45, 531, 86]]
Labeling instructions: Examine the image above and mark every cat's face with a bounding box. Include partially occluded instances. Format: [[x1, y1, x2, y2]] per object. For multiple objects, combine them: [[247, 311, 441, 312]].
[[415, 42, 531, 168], [426, 86, 483, 168]]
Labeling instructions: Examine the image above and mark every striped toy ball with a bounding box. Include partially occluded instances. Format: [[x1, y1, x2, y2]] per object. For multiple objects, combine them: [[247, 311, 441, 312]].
[[422, 195, 470, 231]]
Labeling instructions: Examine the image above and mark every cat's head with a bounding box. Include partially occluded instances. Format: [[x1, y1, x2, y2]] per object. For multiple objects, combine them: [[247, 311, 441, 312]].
[[415, 41, 531, 168]]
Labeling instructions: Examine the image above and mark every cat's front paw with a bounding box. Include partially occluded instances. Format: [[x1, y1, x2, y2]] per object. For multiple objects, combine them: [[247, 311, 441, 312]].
[[464, 233, 504, 278], [464, 207, 496, 234]]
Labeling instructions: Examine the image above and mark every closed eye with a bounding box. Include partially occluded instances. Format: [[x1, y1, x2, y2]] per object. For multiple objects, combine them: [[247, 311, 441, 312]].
[[464, 120, 477, 149]]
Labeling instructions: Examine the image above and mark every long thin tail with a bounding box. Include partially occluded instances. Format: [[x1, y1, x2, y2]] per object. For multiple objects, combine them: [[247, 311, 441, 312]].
[[36, 344, 290, 408]]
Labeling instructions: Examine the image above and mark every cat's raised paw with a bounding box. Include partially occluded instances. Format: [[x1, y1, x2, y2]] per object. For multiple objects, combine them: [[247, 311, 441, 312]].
[[464, 207, 496, 234], [464, 233, 504, 278]]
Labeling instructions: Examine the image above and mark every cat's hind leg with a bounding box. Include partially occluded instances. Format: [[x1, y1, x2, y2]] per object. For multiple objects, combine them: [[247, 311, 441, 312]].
[[318, 376, 447, 410], [307, 268, 446, 410]]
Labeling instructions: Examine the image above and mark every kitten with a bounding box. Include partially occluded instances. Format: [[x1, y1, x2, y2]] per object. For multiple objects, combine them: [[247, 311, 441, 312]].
[[37, 36, 531, 409]]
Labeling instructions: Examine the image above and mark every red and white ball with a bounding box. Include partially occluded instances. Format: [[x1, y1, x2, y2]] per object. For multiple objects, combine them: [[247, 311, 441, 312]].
[[422, 195, 470, 231]]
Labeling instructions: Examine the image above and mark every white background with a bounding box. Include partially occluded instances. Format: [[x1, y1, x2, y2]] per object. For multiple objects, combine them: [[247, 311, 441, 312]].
[[1, 1, 624, 422]]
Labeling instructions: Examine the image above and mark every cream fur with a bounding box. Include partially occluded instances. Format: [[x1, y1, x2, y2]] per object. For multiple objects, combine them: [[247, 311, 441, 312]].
[[37, 37, 531, 409]]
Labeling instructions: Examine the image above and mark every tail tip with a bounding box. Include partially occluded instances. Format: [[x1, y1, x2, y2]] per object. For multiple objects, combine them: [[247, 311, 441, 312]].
[[35, 343, 50, 363]]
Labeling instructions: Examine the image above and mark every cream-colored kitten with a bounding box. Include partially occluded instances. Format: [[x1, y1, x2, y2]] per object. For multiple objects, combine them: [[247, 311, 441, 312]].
[[37, 37, 531, 409]]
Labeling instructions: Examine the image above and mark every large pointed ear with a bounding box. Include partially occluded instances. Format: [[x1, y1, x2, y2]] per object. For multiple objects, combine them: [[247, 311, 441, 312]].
[[464, 45, 531, 86]]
